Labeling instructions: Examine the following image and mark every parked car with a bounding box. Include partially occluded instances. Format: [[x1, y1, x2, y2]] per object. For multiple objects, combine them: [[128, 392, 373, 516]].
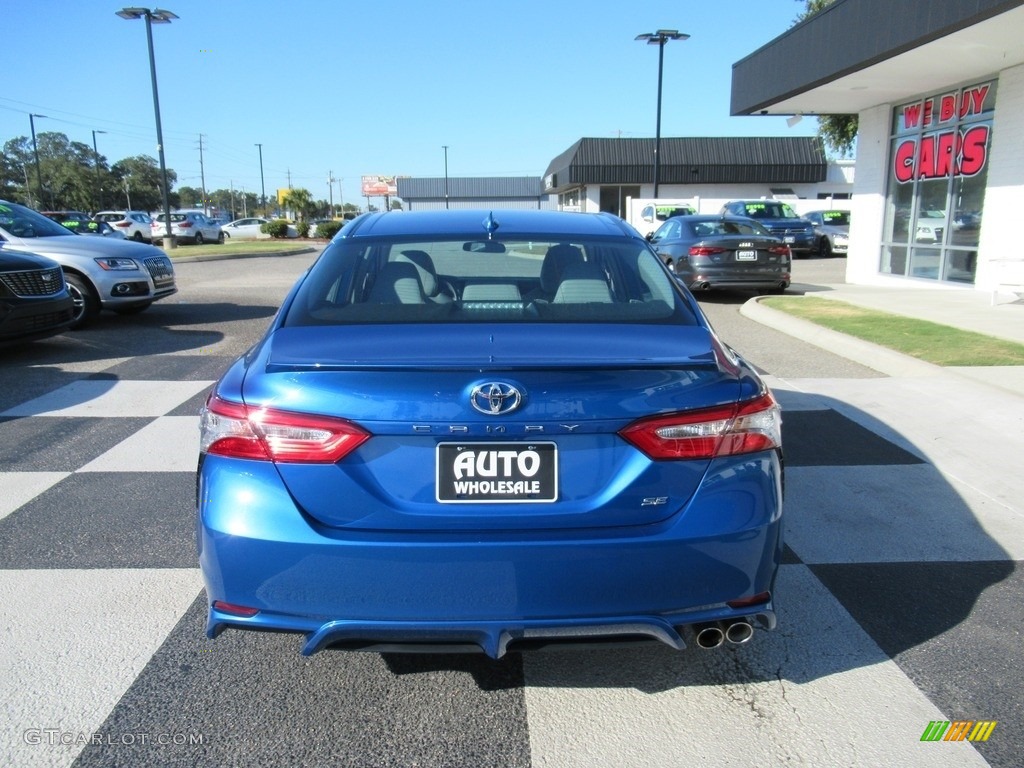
[[94, 210, 154, 242], [43, 211, 125, 238], [59, 219, 126, 239], [219, 217, 297, 240], [648, 214, 791, 293], [718, 200, 816, 257], [198, 209, 784, 658], [40, 210, 91, 225], [152, 211, 224, 244], [802, 209, 850, 257], [0, 246, 76, 344], [0, 199, 177, 328], [914, 209, 946, 243]]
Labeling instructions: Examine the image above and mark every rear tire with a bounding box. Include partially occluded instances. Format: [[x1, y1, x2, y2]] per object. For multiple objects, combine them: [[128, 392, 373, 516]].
[[818, 237, 833, 258], [132, 231, 144, 242], [65, 273, 100, 329], [217, 231, 225, 244], [195, 232, 205, 245]]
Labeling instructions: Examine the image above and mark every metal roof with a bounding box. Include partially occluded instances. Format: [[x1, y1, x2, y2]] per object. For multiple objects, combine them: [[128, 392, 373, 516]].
[[397, 177, 543, 200], [730, 0, 1024, 116], [542, 137, 827, 192]]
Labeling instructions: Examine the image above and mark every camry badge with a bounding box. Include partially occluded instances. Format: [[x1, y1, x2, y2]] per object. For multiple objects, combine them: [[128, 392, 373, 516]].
[[470, 382, 522, 416]]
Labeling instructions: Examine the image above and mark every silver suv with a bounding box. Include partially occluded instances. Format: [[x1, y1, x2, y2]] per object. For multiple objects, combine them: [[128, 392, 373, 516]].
[[152, 211, 224, 245], [94, 210, 154, 242], [0, 199, 177, 328]]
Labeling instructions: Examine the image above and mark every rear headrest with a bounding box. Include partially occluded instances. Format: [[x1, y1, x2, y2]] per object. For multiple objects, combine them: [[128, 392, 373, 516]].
[[396, 250, 439, 296], [540, 244, 585, 293]]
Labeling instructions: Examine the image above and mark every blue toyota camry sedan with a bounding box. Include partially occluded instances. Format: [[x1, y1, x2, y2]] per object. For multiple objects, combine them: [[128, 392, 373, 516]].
[[197, 209, 783, 658]]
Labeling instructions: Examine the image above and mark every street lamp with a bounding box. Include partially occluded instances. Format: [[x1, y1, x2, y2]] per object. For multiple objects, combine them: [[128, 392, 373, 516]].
[[635, 29, 689, 198], [29, 113, 48, 209], [255, 143, 265, 214], [442, 145, 449, 209], [116, 6, 177, 248], [91, 129, 107, 212]]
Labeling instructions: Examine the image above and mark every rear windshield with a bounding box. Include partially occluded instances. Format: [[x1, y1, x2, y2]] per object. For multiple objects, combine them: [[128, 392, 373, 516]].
[[284, 236, 697, 326]]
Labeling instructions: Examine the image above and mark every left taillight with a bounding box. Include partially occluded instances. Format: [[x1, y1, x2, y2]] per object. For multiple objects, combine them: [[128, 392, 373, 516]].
[[199, 393, 370, 463], [619, 393, 781, 460]]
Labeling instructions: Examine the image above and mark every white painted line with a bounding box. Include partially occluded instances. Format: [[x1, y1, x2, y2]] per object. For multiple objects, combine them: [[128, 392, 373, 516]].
[[78, 417, 200, 473], [1, 380, 213, 418]]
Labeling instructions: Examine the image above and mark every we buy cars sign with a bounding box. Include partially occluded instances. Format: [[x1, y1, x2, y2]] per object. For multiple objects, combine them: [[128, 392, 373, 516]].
[[893, 83, 992, 183]]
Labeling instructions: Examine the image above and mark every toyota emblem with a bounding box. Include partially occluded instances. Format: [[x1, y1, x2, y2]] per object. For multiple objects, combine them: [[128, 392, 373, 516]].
[[470, 382, 523, 415]]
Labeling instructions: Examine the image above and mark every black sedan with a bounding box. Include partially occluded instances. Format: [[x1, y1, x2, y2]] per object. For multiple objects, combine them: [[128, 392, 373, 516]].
[[0, 247, 75, 345], [647, 215, 792, 294]]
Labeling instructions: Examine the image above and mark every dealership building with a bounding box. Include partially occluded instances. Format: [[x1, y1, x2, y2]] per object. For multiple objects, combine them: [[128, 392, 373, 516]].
[[731, 0, 1024, 293]]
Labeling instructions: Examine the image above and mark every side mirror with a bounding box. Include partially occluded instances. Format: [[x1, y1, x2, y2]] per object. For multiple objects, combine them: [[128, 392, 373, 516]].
[[645, 232, 654, 242]]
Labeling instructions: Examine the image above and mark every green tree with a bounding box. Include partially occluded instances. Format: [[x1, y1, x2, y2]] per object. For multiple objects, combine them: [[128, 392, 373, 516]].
[[110, 155, 178, 212], [795, 0, 857, 157], [178, 186, 204, 209], [2, 137, 33, 205]]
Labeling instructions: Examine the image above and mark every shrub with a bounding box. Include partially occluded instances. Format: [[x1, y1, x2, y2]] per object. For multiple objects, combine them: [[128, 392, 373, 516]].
[[316, 220, 344, 239], [296, 221, 310, 238], [261, 219, 291, 238]]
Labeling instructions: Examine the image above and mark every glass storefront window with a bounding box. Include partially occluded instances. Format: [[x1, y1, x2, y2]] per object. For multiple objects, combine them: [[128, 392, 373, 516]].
[[881, 80, 995, 284]]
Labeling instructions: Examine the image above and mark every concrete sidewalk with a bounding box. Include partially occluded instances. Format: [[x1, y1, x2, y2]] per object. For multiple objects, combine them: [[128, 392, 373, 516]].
[[742, 283, 1024, 398]]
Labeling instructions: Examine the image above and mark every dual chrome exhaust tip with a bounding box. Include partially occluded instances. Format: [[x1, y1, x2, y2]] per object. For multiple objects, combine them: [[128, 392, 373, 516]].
[[693, 620, 755, 649]]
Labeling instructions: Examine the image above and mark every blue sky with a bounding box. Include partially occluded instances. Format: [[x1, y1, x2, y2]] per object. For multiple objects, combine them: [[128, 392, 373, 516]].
[[2, 0, 815, 207]]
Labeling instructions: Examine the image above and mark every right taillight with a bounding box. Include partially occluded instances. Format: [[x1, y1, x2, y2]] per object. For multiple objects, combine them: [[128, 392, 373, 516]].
[[619, 393, 781, 460], [689, 246, 727, 257], [768, 245, 792, 258], [199, 394, 370, 463]]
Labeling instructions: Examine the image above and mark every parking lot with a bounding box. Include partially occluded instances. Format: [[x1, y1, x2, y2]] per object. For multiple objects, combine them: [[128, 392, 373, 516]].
[[1, 253, 1020, 767]]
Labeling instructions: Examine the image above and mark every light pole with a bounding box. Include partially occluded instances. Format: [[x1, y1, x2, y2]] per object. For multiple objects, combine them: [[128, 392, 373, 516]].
[[29, 113, 47, 209], [635, 29, 688, 198], [255, 143, 265, 214], [116, 6, 177, 248], [442, 145, 449, 209], [91, 129, 107, 212]]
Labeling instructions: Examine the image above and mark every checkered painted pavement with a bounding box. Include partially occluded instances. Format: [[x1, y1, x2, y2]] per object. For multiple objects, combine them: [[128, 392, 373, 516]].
[[1, 352, 1021, 767]]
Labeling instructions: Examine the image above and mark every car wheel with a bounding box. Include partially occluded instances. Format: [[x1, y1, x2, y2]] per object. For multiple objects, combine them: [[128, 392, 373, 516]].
[[818, 237, 833, 258], [132, 231, 144, 242], [112, 302, 152, 315], [64, 273, 100, 329], [217, 231, 225, 244], [195, 232, 205, 245], [223, 231, 231, 239]]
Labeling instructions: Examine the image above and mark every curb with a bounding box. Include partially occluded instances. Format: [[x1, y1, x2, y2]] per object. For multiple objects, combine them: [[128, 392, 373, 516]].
[[164, 246, 319, 264], [741, 295, 945, 378]]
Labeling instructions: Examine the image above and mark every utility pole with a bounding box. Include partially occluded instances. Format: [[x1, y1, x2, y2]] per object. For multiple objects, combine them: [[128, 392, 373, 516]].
[[255, 143, 265, 214], [91, 129, 107, 212], [198, 133, 208, 214], [327, 171, 335, 217]]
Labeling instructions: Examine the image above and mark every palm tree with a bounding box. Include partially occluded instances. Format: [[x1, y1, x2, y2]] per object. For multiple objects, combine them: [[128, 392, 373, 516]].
[[282, 187, 315, 221]]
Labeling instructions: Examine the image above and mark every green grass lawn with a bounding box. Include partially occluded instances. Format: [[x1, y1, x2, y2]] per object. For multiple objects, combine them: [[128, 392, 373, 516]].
[[162, 239, 316, 259], [761, 296, 1024, 366]]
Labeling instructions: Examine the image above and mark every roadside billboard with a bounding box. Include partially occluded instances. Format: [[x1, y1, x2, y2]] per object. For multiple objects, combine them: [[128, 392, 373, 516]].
[[361, 175, 397, 197]]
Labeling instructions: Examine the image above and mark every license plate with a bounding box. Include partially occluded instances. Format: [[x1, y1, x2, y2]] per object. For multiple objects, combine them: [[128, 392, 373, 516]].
[[436, 442, 557, 503], [736, 250, 758, 261], [783, 236, 796, 244]]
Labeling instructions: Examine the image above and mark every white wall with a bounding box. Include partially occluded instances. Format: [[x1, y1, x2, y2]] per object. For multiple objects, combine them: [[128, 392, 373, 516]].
[[846, 104, 893, 286], [977, 61, 1024, 291]]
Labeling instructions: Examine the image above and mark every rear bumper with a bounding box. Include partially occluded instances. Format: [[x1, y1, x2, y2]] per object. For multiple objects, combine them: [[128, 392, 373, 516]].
[[198, 451, 783, 657]]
